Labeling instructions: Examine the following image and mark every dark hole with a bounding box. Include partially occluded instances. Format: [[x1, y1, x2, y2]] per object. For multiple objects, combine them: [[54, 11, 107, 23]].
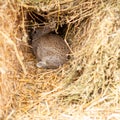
[[26, 10, 69, 46], [26, 11, 47, 24]]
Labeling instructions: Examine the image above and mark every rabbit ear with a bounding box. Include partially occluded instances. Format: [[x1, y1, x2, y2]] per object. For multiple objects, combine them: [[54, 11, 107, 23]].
[[36, 61, 47, 68]]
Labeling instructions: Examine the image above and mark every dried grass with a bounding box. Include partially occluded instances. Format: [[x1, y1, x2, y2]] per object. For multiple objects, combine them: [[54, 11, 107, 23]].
[[0, 0, 120, 120]]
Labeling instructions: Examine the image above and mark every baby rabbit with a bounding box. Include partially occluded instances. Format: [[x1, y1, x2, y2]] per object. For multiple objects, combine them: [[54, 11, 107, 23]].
[[31, 26, 70, 69]]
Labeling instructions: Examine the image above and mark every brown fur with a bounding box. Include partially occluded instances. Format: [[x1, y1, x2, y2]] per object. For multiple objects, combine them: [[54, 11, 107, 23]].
[[32, 28, 70, 69]]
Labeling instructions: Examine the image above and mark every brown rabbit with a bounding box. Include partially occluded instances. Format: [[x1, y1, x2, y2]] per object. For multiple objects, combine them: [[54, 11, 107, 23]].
[[32, 27, 70, 69]]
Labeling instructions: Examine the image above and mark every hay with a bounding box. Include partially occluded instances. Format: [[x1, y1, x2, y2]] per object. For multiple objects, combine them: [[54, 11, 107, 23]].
[[0, 0, 120, 119]]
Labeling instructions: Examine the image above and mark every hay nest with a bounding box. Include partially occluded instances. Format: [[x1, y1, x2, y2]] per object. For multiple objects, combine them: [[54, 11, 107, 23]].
[[0, 0, 120, 119]]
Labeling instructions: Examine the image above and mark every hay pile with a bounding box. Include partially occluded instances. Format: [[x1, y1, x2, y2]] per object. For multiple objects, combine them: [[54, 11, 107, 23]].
[[0, 0, 120, 119]]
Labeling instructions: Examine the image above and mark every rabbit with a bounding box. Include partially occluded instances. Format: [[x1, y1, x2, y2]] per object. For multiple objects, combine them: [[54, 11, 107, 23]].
[[31, 27, 70, 69]]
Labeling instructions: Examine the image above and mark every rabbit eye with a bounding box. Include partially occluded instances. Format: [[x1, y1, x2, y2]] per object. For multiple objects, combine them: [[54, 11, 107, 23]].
[[32, 30, 36, 34], [34, 31, 37, 34]]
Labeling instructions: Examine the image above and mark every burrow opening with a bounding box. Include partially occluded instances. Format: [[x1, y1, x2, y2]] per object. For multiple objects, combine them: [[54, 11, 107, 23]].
[[25, 11, 69, 45]]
